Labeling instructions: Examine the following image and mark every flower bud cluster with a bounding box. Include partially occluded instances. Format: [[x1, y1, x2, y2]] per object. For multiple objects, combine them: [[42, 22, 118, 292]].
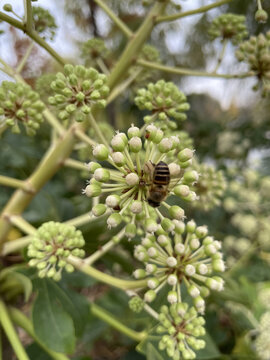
[[81, 38, 110, 68], [190, 161, 226, 211], [28, 222, 85, 281], [224, 170, 270, 251], [236, 32, 270, 97], [32, 6, 57, 40], [49, 64, 109, 123], [83, 124, 197, 237], [223, 235, 250, 267], [128, 296, 145, 313], [217, 131, 250, 159], [208, 14, 248, 45], [134, 220, 225, 312], [255, 312, 270, 360], [0, 81, 44, 135], [156, 303, 206, 360], [135, 80, 190, 130]]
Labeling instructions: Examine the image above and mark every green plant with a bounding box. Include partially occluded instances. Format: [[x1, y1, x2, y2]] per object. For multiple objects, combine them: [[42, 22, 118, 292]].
[[0, 1, 269, 359]]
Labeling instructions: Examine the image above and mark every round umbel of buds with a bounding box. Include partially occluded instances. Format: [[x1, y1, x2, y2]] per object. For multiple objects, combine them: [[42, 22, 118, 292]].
[[49, 64, 109, 123], [128, 296, 145, 313], [135, 80, 190, 130], [189, 160, 227, 211], [156, 303, 206, 359], [255, 312, 270, 360], [236, 32, 270, 97], [27, 222, 85, 281], [0, 81, 45, 136], [208, 13, 248, 45], [83, 124, 195, 237], [32, 6, 57, 40], [133, 220, 225, 311], [80, 38, 110, 68]]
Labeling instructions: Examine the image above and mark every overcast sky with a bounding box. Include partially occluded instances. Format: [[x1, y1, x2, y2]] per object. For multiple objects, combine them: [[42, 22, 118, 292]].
[[0, 0, 257, 109]]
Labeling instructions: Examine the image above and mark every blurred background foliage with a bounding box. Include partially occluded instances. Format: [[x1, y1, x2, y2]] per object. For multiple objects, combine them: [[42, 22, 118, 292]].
[[0, 0, 270, 359]]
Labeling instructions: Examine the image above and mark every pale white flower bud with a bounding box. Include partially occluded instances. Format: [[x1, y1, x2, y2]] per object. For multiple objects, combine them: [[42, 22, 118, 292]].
[[168, 163, 181, 176], [130, 200, 143, 214], [185, 264, 196, 276], [125, 173, 139, 185], [111, 152, 125, 166], [175, 243, 185, 254], [166, 256, 178, 267], [197, 264, 208, 275], [106, 195, 121, 208], [167, 274, 178, 286]]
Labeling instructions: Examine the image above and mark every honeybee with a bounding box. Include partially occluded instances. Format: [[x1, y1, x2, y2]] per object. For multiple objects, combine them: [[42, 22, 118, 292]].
[[144, 161, 170, 207]]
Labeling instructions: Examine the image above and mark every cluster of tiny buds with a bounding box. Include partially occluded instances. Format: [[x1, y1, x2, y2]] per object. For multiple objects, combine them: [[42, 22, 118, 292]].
[[135, 80, 190, 130], [208, 13, 248, 45], [157, 303, 206, 360], [49, 64, 109, 123], [255, 312, 270, 360], [0, 81, 44, 136], [83, 123, 198, 237], [28, 222, 85, 281], [80, 38, 110, 68], [128, 296, 145, 313], [236, 32, 270, 97], [134, 220, 225, 313], [191, 161, 227, 211]]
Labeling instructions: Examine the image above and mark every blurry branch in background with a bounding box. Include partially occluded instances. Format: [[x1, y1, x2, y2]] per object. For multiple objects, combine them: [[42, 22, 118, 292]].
[[156, 0, 234, 23], [93, 0, 133, 38], [137, 59, 255, 79], [0, 10, 65, 66]]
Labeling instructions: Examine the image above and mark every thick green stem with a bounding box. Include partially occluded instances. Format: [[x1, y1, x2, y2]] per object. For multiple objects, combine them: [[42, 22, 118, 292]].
[[24, 0, 33, 33], [0, 124, 78, 248], [0, 300, 30, 360], [64, 158, 87, 171], [94, 0, 133, 38], [68, 255, 148, 290], [0, 176, 25, 190], [90, 303, 146, 342], [137, 59, 255, 79], [107, 1, 167, 90], [9, 216, 36, 235], [8, 307, 69, 360], [156, 0, 234, 23]]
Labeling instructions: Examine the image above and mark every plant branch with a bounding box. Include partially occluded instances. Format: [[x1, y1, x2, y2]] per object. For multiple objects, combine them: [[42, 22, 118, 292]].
[[75, 128, 97, 147], [107, 1, 167, 90], [24, 0, 33, 34], [16, 41, 34, 73], [0, 300, 30, 360], [43, 109, 66, 136], [0, 12, 65, 66], [68, 255, 148, 290], [213, 39, 228, 73], [156, 0, 234, 23], [0, 176, 25, 190], [8, 307, 69, 360], [137, 59, 255, 79], [9, 216, 36, 235], [93, 0, 133, 38], [84, 227, 125, 265], [64, 158, 87, 171], [90, 303, 146, 342]]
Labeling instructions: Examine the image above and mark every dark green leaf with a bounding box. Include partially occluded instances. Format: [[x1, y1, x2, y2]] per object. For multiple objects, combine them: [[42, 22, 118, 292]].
[[32, 279, 76, 354]]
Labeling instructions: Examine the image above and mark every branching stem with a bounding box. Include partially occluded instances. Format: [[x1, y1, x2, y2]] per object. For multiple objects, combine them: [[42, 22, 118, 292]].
[[156, 0, 234, 23], [0, 300, 30, 360]]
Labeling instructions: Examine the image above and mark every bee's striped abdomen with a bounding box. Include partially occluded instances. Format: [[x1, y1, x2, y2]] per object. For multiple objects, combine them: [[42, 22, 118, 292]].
[[153, 161, 170, 185]]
